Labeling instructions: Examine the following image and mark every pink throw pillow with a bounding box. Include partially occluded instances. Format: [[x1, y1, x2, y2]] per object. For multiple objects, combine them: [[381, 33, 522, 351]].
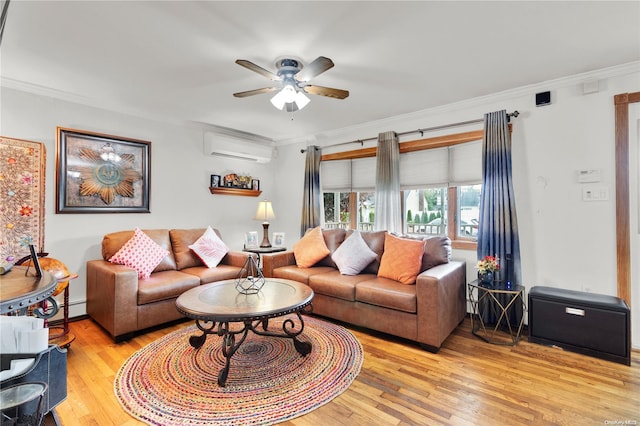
[[188, 226, 229, 268], [108, 228, 169, 279]]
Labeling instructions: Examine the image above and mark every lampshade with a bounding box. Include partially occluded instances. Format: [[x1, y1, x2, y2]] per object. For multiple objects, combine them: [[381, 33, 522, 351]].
[[270, 84, 310, 111], [254, 200, 275, 223]]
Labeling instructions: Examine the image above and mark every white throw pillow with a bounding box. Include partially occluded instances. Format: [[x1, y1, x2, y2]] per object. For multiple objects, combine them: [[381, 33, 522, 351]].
[[331, 230, 377, 275], [188, 226, 229, 268]]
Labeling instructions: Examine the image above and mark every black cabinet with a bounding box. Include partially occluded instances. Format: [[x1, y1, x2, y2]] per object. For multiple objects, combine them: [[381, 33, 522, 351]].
[[528, 286, 630, 365]]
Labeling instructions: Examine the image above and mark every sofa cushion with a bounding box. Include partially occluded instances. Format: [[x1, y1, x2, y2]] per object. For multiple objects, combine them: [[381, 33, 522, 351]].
[[355, 277, 417, 313], [309, 270, 375, 301], [137, 270, 200, 305], [399, 233, 452, 272], [272, 265, 336, 285], [357, 230, 386, 274], [102, 229, 176, 272], [108, 228, 171, 279], [377, 233, 425, 285], [331, 230, 377, 275], [421, 235, 451, 271], [181, 265, 245, 285], [316, 228, 347, 268], [170, 228, 211, 270], [188, 226, 229, 268], [293, 226, 331, 268]]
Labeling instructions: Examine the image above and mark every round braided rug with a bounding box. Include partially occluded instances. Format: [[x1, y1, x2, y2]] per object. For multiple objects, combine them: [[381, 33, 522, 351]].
[[114, 315, 363, 425]]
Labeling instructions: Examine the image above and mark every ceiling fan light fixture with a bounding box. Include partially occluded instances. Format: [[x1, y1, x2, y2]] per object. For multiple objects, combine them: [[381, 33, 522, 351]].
[[270, 90, 287, 110], [236, 56, 346, 111], [294, 90, 310, 109], [270, 83, 310, 111]]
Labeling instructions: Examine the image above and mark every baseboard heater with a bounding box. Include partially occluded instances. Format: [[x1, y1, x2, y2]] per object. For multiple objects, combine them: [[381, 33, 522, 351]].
[[528, 286, 630, 365]]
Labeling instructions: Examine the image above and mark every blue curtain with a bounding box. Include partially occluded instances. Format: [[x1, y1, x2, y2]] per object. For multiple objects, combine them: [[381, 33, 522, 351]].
[[374, 131, 401, 233], [300, 146, 322, 237], [477, 110, 521, 286]]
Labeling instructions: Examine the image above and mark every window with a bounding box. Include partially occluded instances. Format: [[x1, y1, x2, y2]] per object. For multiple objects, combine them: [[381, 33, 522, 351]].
[[402, 185, 480, 241], [457, 184, 480, 238], [320, 129, 485, 250], [322, 191, 375, 231], [323, 192, 350, 229], [404, 188, 447, 235]]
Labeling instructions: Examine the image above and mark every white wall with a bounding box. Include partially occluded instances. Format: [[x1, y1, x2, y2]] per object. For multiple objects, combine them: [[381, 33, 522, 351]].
[[274, 64, 640, 347], [1, 87, 276, 318], [2, 64, 638, 349]]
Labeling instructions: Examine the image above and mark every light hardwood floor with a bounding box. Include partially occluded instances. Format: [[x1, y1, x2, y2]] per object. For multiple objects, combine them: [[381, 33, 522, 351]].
[[53, 316, 639, 425]]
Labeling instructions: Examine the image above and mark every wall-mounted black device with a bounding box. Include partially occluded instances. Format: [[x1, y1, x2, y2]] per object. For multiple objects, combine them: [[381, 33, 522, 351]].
[[535, 91, 551, 107]]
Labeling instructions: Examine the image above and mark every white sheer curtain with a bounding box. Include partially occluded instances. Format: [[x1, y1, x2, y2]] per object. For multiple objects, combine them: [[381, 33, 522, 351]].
[[374, 131, 401, 233]]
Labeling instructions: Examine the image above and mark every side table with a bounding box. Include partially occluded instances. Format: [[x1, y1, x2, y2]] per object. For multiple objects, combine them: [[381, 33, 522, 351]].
[[468, 280, 526, 345], [243, 246, 286, 268]]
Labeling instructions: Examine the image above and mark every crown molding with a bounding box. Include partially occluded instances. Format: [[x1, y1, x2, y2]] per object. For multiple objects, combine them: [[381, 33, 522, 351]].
[[0, 76, 186, 127], [280, 61, 640, 147], [4, 61, 639, 147]]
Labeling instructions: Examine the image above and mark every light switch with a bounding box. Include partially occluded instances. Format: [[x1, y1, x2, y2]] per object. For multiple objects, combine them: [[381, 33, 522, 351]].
[[582, 186, 609, 201]]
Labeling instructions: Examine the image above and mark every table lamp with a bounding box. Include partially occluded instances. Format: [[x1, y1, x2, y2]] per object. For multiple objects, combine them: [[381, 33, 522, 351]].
[[254, 200, 275, 247]]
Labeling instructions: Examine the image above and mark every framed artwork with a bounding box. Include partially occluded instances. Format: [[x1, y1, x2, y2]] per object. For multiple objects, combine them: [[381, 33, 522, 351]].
[[252, 179, 260, 191], [244, 231, 259, 249], [56, 127, 151, 213], [0, 136, 46, 261], [210, 174, 221, 187], [272, 232, 285, 248]]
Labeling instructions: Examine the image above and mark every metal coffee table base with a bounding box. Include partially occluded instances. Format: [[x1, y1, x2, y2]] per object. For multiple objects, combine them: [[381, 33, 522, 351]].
[[188, 310, 312, 386]]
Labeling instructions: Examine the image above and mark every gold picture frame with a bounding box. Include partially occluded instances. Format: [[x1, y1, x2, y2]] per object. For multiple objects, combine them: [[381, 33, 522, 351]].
[[56, 127, 151, 213]]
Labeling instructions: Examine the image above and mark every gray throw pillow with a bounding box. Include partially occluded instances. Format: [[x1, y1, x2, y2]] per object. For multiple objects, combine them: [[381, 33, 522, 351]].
[[331, 230, 377, 275]]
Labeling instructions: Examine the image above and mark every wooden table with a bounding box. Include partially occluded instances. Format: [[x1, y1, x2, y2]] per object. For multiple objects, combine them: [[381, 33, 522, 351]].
[[176, 278, 314, 386], [0, 266, 56, 315]]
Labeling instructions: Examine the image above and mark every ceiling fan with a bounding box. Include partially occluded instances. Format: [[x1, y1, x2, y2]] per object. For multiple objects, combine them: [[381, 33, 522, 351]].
[[233, 56, 349, 112]]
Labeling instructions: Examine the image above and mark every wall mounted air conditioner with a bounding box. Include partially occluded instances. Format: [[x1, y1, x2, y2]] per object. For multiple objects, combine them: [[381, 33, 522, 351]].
[[203, 131, 272, 164]]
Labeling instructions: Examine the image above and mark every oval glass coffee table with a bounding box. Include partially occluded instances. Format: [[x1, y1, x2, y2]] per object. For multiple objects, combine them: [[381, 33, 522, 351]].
[[176, 278, 314, 386]]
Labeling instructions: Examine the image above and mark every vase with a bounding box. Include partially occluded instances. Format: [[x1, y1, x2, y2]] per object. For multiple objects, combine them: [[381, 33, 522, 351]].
[[478, 270, 494, 287]]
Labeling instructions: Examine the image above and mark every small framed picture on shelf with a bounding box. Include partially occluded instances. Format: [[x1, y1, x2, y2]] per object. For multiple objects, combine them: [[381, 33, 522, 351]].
[[252, 179, 260, 191], [244, 231, 259, 249], [272, 232, 285, 248], [210, 174, 221, 187]]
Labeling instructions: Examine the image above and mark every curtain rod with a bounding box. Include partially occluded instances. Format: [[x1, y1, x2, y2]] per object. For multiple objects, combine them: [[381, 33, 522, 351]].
[[301, 110, 519, 153]]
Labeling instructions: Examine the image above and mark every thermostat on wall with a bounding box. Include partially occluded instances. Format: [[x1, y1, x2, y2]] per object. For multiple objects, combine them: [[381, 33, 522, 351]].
[[577, 169, 601, 183]]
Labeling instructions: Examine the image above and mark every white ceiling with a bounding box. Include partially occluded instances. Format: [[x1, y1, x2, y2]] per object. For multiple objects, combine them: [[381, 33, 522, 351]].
[[2, 1, 639, 143]]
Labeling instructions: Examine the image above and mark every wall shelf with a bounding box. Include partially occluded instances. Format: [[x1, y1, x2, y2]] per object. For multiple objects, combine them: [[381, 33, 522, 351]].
[[209, 187, 262, 197]]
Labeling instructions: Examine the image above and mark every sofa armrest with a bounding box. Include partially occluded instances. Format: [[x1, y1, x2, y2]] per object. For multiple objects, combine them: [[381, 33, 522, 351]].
[[86, 259, 139, 340], [261, 251, 296, 278], [221, 251, 257, 268], [415, 260, 467, 350]]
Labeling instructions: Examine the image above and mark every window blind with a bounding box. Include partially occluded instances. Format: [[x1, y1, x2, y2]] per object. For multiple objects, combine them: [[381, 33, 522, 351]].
[[399, 139, 482, 189], [321, 157, 376, 192], [321, 138, 482, 191]]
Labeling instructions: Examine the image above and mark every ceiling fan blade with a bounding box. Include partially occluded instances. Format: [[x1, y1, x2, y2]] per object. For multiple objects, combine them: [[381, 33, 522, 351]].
[[235, 59, 279, 80], [233, 87, 278, 98], [296, 56, 334, 81], [304, 85, 349, 100]]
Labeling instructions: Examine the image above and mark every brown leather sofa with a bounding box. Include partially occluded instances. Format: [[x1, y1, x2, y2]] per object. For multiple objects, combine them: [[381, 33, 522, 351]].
[[262, 229, 466, 352], [86, 228, 254, 342]]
